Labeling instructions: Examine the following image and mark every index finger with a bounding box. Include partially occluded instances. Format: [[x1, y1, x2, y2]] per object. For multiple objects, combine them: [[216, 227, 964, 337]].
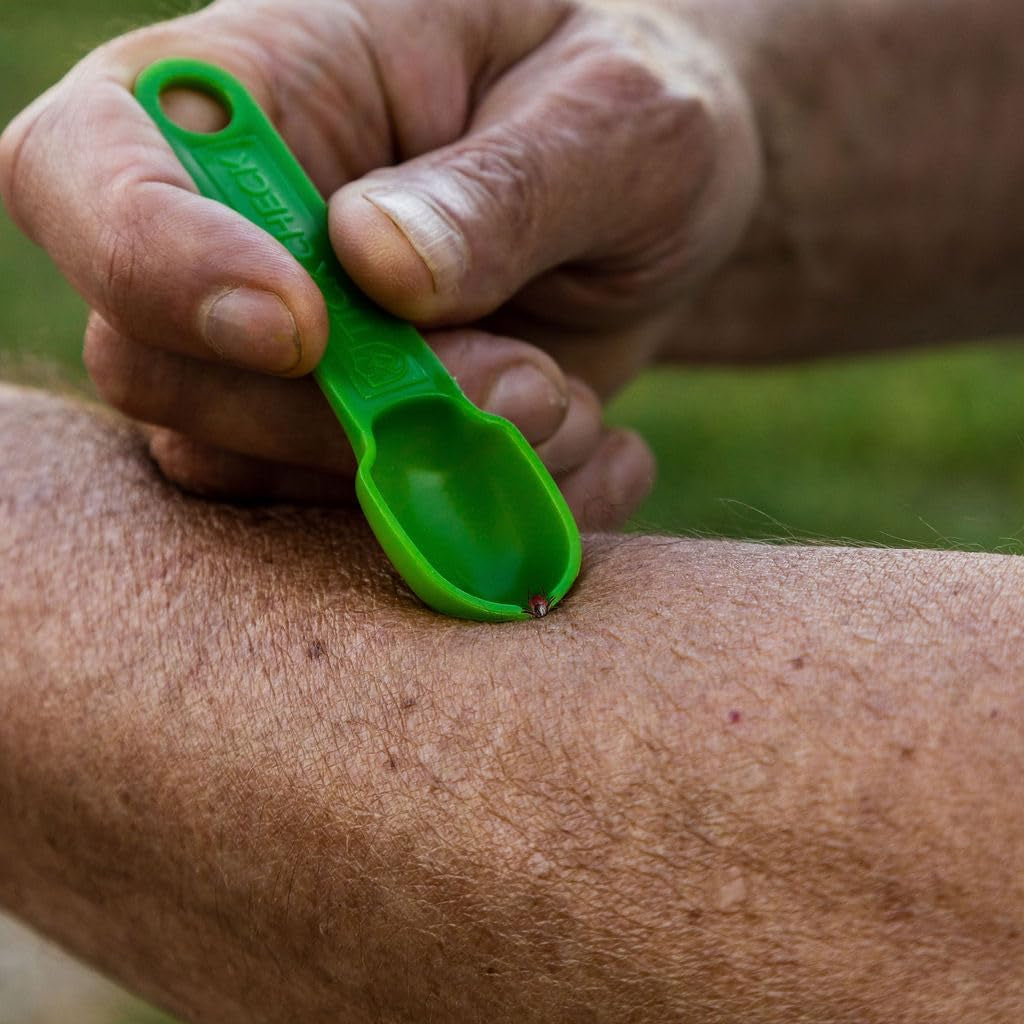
[[0, 19, 328, 375]]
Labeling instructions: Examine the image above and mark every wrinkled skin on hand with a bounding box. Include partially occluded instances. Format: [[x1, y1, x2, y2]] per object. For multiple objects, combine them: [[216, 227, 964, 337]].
[[0, 0, 761, 524]]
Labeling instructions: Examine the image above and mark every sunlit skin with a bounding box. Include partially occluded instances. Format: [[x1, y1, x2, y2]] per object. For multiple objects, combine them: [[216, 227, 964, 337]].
[[3, 0, 1024, 1019]]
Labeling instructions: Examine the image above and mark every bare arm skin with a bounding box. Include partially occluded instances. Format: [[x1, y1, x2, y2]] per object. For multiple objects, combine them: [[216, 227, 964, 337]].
[[2, 381, 1022, 1023], [663, 0, 1024, 360]]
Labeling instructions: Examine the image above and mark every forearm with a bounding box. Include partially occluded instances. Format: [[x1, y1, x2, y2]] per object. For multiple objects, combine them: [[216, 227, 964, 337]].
[[2, 384, 1023, 1022], [656, 0, 1024, 359]]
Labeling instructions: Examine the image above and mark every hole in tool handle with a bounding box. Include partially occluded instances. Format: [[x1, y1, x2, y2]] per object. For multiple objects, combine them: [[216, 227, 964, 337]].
[[159, 86, 232, 134]]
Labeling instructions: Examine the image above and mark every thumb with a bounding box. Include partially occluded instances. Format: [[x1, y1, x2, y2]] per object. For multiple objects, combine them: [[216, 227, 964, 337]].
[[328, 16, 759, 326], [329, 120, 576, 323]]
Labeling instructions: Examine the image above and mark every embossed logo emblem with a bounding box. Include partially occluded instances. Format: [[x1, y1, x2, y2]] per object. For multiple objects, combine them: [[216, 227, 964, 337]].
[[348, 343, 418, 398]]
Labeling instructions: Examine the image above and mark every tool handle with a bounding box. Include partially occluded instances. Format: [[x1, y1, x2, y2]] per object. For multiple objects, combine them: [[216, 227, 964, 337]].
[[134, 59, 460, 460]]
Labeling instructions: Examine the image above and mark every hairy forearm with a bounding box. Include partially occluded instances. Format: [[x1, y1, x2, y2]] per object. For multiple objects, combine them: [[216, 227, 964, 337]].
[[656, 0, 1024, 359], [2, 383, 1023, 1022]]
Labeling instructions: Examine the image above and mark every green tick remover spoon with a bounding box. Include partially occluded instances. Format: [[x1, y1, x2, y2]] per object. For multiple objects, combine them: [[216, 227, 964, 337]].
[[134, 59, 581, 622]]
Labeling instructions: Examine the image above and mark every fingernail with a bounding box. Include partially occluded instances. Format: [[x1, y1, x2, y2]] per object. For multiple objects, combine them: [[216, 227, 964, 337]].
[[486, 363, 568, 443], [362, 188, 467, 295], [202, 287, 301, 373]]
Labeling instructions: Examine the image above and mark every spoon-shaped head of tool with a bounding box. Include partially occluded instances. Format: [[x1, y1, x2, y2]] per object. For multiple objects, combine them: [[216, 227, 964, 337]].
[[358, 394, 581, 621]]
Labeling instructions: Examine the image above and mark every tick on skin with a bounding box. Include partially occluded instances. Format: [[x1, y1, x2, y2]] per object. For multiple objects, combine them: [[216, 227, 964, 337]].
[[527, 593, 551, 619]]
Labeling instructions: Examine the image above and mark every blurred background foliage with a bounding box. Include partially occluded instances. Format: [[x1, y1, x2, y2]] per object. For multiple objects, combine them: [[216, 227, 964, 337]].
[[1, 0, 1024, 1017]]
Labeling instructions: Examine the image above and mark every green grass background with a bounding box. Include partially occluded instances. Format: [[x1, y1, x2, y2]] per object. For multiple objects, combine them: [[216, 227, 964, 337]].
[[1, 1, 1023, 1021]]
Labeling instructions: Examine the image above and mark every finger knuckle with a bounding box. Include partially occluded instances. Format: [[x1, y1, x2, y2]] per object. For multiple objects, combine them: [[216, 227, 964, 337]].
[[577, 31, 717, 185], [0, 102, 50, 235], [450, 130, 545, 240], [96, 219, 144, 336], [89, 19, 190, 67], [0, 116, 23, 210], [592, 13, 761, 260], [83, 320, 139, 416]]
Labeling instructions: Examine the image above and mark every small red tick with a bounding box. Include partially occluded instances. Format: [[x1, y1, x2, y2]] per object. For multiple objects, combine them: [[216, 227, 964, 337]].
[[527, 593, 550, 619]]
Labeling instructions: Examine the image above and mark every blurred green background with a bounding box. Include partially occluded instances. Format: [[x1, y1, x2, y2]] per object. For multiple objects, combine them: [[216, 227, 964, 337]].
[[1, 1, 1023, 1021]]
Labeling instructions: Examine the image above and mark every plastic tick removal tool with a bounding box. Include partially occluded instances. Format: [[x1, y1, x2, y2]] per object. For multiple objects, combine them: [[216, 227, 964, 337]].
[[134, 59, 581, 622]]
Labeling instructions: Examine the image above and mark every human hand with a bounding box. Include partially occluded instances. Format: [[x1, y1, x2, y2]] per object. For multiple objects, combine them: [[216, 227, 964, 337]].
[[0, 0, 762, 528]]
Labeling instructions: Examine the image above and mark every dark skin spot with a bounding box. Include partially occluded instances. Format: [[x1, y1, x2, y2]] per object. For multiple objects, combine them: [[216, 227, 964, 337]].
[[728, 710, 742, 725], [880, 879, 915, 923], [788, 655, 806, 670], [899, 746, 915, 760]]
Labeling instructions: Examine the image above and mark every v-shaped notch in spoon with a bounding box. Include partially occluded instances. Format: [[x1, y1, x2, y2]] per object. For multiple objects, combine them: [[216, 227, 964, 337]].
[[134, 58, 581, 621]]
